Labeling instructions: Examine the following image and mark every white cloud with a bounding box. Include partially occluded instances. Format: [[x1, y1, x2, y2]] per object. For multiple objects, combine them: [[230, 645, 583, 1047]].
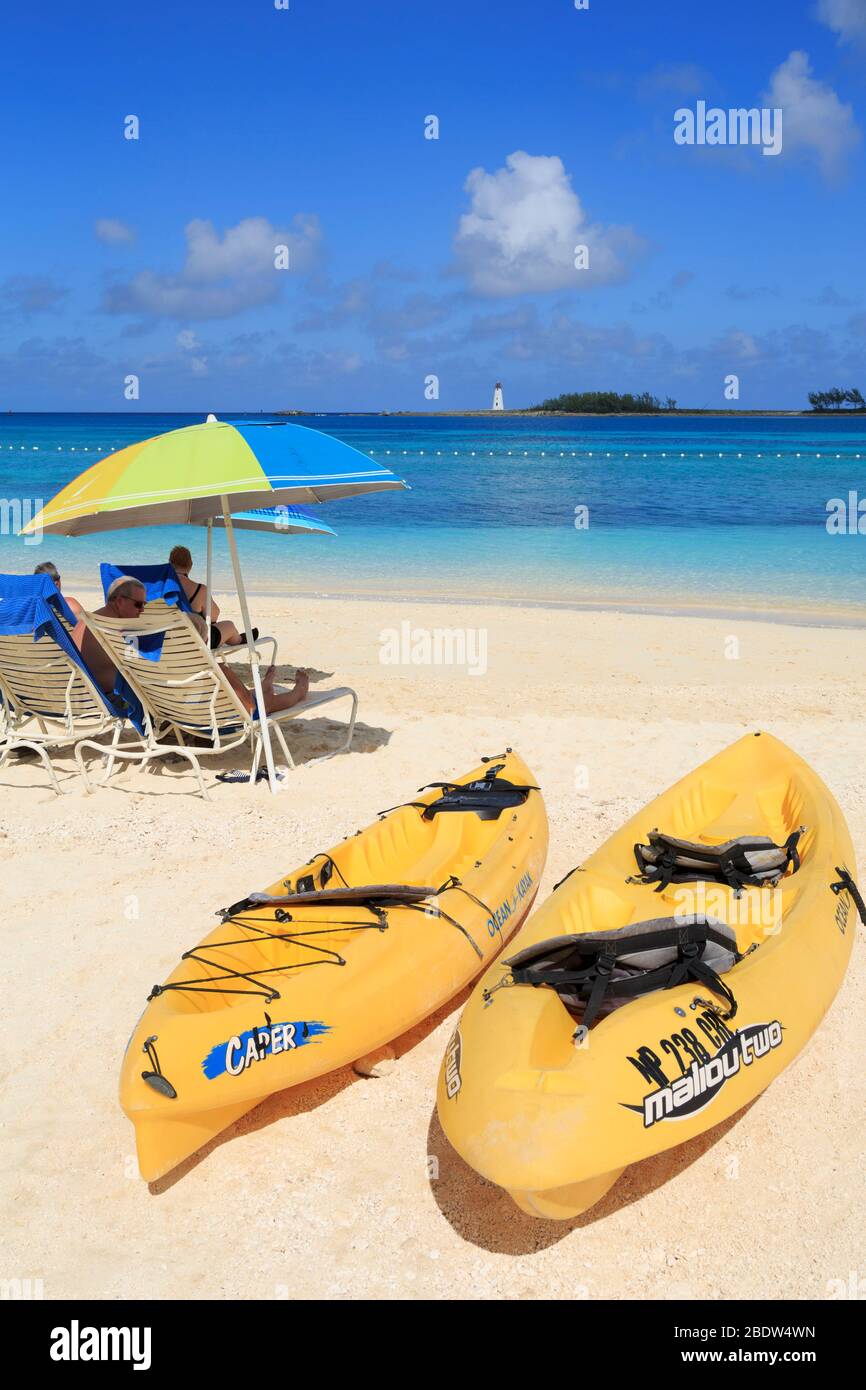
[[95, 218, 136, 245], [183, 215, 319, 282], [816, 0, 866, 43], [453, 151, 645, 297], [764, 51, 860, 179], [176, 329, 200, 350], [104, 215, 323, 321], [107, 272, 279, 321]]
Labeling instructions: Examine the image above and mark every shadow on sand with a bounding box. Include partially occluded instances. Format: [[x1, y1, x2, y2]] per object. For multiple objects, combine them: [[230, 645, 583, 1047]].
[[147, 983, 478, 1194], [63, 716, 393, 798], [425, 1101, 758, 1254], [2, 661, 389, 796]]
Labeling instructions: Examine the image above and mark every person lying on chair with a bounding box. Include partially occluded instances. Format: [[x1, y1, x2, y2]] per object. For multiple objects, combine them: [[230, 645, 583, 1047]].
[[186, 614, 309, 715], [80, 576, 147, 694], [34, 560, 85, 647], [169, 544, 258, 651]]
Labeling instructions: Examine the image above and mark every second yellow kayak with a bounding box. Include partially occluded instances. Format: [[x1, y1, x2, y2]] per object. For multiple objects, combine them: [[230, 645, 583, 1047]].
[[437, 733, 860, 1218]]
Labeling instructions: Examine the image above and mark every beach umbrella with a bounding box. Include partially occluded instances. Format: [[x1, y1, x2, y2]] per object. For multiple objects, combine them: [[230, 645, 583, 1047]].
[[210, 505, 337, 537], [22, 415, 405, 791], [24, 416, 399, 534], [196, 505, 336, 656]]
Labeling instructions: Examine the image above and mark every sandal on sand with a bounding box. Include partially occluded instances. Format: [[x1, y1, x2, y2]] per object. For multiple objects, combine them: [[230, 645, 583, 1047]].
[[215, 766, 286, 785]]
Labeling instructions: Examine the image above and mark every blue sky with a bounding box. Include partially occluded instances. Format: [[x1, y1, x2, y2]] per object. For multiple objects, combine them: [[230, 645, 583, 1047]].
[[0, 0, 864, 411]]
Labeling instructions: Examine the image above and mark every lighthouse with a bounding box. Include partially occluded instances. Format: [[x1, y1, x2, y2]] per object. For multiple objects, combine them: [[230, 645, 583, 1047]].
[[492, 381, 504, 411]]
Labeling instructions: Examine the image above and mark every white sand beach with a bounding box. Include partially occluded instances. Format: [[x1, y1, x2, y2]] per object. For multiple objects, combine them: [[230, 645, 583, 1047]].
[[1, 595, 864, 1301]]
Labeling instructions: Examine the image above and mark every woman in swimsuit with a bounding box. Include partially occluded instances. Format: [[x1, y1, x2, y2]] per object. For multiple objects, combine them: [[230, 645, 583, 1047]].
[[168, 545, 258, 650]]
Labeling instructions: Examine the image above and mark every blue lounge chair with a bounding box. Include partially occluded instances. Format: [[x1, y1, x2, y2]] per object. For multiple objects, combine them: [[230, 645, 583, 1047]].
[[0, 574, 144, 794], [99, 563, 277, 664]]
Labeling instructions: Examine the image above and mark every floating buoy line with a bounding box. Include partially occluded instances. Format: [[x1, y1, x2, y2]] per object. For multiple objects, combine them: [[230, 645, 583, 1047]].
[[1, 443, 863, 462], [363, 449, 863, 461]]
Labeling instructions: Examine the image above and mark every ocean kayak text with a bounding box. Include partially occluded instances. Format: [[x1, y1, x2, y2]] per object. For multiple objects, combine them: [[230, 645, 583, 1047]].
[[486, 872, 533, 937]]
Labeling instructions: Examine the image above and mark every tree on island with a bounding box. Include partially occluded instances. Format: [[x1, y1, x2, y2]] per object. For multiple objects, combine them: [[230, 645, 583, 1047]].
[[808, 387, 865, 411], [529, 390, 677, 414]]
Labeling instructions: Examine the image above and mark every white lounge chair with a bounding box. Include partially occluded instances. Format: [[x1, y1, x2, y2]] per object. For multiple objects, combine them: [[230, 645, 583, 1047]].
[[98, 566, 278, 665], [136, 594, 278, 667], [75, 608, 359, 799], [0, 627, 134, 795]]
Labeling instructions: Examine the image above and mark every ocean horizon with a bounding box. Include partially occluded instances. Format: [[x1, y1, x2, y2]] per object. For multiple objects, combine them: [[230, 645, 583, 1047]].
[[2, 411, 865, 623]]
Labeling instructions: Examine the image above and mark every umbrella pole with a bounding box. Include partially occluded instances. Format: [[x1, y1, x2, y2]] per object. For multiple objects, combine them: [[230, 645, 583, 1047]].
[[220, 496, 279, 794], [204, 519, 212, 643]]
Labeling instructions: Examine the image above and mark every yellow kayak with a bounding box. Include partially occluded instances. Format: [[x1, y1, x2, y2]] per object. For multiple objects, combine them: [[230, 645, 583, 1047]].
[[437, 733, 861, 1219], [121, 751, 547, 1181]]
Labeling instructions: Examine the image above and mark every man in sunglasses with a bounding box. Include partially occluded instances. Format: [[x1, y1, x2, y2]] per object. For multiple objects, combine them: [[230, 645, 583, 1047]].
[[80, 575, 148, 694]]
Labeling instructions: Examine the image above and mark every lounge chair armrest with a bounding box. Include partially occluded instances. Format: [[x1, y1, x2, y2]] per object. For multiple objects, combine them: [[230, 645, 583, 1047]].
[[271, 685, 357, 716], [166, 669, 218, 687], [218, 634, 278, 665]]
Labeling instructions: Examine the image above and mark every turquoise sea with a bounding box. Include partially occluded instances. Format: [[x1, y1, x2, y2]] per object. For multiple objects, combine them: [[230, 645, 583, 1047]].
[[1, 412, 865, 623]]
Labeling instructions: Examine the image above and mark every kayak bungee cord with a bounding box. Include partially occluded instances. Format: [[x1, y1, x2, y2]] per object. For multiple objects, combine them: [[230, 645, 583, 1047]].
[[436, 873, 494, 918], [400, 899, 484, 960], [146, 878, 491, 1002], [147, 909, 389, 1003], [143, 765, 530, 1007]]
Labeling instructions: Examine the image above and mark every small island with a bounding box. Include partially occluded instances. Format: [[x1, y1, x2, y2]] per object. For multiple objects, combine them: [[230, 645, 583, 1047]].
[[528, 391, 677, 414], [807, 388, 865, 412], [274, 384, 866, 417]]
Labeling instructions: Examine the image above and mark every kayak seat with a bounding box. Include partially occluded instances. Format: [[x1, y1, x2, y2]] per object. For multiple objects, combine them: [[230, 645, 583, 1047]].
[[629, 827, 804, 894], [502, 915, 741, 1031], [418, 764, 538, 821]]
